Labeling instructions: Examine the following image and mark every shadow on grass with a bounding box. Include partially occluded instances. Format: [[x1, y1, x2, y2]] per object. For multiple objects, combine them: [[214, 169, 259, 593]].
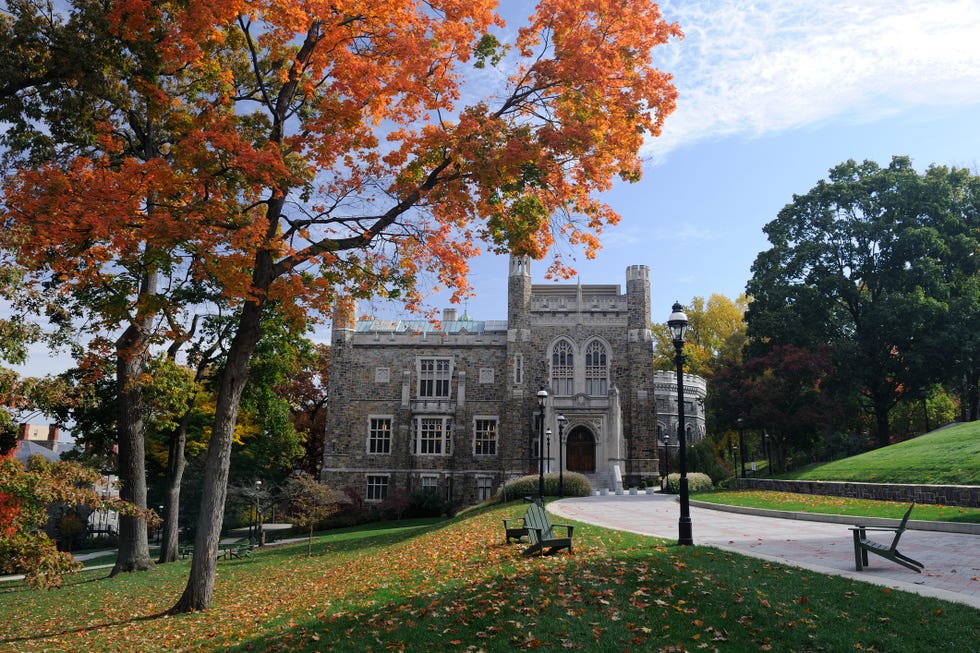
[[254, 518, 447, 560], [0, 607, 170, 646], [213, 539, 980, 653]]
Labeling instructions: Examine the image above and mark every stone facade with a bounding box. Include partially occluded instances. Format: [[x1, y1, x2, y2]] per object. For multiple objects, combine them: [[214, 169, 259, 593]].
[[653, 371, 708, 466], [321, 256, 666, 506]]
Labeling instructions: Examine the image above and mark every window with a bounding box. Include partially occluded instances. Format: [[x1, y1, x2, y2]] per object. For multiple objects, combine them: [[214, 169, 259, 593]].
[[418, 357, 452, 398], [366, 475, 389, 502], [474, 418, 498, 456], [368, 417, 392, 454], [414, 416, 452, 455], [419, 475, 439, 494], [551, 340, 575, 396], [585, 340, 608, 396], [476, 477, 494, 502], [513, 354, 523, 385]]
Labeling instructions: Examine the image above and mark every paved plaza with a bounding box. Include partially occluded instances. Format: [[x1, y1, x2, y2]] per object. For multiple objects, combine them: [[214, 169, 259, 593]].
[[548, 493, 980, 610]]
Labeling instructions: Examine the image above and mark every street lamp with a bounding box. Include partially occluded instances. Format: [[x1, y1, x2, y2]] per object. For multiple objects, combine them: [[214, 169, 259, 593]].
[[254, 479, 263, 546], [537, 386, 548, 502], [737, 417, 746, 479], [557, 414, 567, 496], [668, 301, 694, 546], [764, 431, 773, 476], [545, 428, 552, 474], [662, 431, 671, 484]]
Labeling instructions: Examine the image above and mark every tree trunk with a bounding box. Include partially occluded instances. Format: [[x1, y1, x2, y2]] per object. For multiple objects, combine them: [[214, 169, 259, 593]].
[[873, 400, 891, 448], [111, 322, 154, 576], [158, 413, 189, 563], [171, 297, 265, 612]]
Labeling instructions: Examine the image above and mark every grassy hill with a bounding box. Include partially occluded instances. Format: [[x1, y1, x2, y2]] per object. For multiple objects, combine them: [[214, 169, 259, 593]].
[[786, 422, 980, 485]]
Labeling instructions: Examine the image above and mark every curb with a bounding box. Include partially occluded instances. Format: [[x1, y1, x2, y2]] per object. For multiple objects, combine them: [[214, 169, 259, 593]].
[[688, 500, 980, 535]]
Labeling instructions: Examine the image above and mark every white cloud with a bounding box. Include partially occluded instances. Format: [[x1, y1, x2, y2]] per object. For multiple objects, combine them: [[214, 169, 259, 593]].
[[647, 0, 980, 158]]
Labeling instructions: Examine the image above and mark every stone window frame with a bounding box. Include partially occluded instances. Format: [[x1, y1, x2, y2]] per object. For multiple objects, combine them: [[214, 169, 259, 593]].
[[584, 338, 610, 397], [550, 338, 575, 396], [417, 356, 453, 399], [473, 416, 498, 456], [365, 474, 390, 503], [413, 415, 453, 455], [367, 415, 393, 455], [513, 353, 523, 385]]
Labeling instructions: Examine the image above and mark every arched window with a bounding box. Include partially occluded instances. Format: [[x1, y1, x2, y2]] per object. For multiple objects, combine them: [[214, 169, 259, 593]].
[[585, 340, 608, 396], [551, 340, 574, 396]]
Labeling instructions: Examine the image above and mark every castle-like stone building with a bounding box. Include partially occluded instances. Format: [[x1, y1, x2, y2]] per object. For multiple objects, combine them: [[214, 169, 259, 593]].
[[322, 255, 705, 506]]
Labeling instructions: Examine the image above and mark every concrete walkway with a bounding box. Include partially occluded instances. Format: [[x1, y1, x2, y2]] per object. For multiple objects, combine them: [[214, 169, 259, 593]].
[[548, 493, 980, 610]]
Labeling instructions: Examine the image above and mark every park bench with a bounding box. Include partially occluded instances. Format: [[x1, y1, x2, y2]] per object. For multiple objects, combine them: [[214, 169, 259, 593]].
[[521, 503, 574, 557], [848, 503, 923, 573], [179, 545, 194, 559]]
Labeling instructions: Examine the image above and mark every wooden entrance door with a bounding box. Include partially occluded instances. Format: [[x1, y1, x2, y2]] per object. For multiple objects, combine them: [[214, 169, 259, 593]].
[[565, 427, 595, 472]]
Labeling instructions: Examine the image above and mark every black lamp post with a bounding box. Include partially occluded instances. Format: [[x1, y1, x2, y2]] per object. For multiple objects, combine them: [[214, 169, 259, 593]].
[[253, 480, 262, 545], [668, 301, 694, 546], [764, 431, 773, 476], [737, 417, 746, 478], [545, 428, 552, 473], [557, 414, 566, 496], [662, 431, 670, 479], [537, 387, 548, 501]]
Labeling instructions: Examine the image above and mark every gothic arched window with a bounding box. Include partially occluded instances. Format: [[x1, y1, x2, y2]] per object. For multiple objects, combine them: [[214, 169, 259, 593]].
[[551, 340, 574, 396], [585, 340, 608, 396]]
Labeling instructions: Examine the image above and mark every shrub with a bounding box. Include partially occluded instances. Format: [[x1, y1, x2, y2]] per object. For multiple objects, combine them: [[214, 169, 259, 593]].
[[688, 439, 729, 485], [662, 472, 713, 494], [500, 472, 591, 500], [404, 490, 452, 518]]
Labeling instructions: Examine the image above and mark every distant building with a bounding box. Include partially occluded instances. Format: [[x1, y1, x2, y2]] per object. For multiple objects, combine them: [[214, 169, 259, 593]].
[[322, 255, 707, 506], [14, 423, 74, 464]]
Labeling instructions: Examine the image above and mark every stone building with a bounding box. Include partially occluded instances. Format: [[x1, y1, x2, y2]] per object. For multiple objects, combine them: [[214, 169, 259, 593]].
[[653, 371, 708, 474], [322, 255, 697, 506]]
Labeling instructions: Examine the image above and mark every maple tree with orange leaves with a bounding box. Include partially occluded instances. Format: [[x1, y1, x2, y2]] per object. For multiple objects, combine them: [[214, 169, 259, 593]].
[[1, 0, 681, 611]]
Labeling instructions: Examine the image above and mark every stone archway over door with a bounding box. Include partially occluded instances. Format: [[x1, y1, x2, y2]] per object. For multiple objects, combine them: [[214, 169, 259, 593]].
[[565, 427, 595, 472]]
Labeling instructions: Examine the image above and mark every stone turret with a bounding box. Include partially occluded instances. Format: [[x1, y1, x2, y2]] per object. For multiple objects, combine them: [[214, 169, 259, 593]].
[[626, 265, 651, 337]]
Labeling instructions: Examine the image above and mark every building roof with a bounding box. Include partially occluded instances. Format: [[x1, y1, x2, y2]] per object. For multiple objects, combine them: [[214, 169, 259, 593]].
[[13, 439, 77, 465]]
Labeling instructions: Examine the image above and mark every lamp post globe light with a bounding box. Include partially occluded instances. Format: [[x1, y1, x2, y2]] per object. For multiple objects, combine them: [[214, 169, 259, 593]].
[[537, 387, 548, 502], [557, 414, 567, 497], [668, 301, 694, 546]]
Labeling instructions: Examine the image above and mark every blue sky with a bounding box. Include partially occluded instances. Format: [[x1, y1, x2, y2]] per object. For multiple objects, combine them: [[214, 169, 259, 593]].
[[15, 0, 980, 377], [362, 0, 980, 326]]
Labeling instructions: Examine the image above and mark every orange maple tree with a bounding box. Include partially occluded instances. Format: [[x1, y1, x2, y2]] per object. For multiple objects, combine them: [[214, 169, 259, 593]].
[[1, 0, 681, 611]]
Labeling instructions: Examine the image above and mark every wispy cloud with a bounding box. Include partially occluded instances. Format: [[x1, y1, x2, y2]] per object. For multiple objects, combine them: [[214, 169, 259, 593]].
[[647, 0, 980, 157]]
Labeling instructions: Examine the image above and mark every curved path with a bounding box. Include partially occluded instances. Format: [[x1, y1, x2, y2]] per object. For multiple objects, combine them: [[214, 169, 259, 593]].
[[548, 493, 980, 609]]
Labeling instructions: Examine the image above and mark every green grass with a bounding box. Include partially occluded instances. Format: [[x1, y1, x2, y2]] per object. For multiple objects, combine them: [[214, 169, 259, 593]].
[[695, 490, 980, 523], [2, 504, 976, 653], [781, 422, 980, 485]]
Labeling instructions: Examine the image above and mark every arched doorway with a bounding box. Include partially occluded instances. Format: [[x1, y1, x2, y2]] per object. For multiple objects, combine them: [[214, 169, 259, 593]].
[[565, 427, 596, 472]]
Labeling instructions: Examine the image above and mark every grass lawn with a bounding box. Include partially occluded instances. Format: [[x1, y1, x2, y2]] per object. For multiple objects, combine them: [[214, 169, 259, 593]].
[[694, 490, 980, 523], [783, 422, 980, 485], [2, 505, 976, 653]]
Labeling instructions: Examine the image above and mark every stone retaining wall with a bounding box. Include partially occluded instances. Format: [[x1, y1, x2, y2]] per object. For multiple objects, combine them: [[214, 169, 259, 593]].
[[736, 478, 980, 508]]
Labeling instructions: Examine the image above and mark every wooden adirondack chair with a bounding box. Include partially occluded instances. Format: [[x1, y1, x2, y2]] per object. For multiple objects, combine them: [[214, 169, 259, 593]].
[[849, 503, 924, 573], [521, 503, 574, 556]]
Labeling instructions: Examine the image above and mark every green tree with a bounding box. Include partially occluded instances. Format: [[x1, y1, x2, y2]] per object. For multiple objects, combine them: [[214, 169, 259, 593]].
[[746, 156, 978, 446]]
